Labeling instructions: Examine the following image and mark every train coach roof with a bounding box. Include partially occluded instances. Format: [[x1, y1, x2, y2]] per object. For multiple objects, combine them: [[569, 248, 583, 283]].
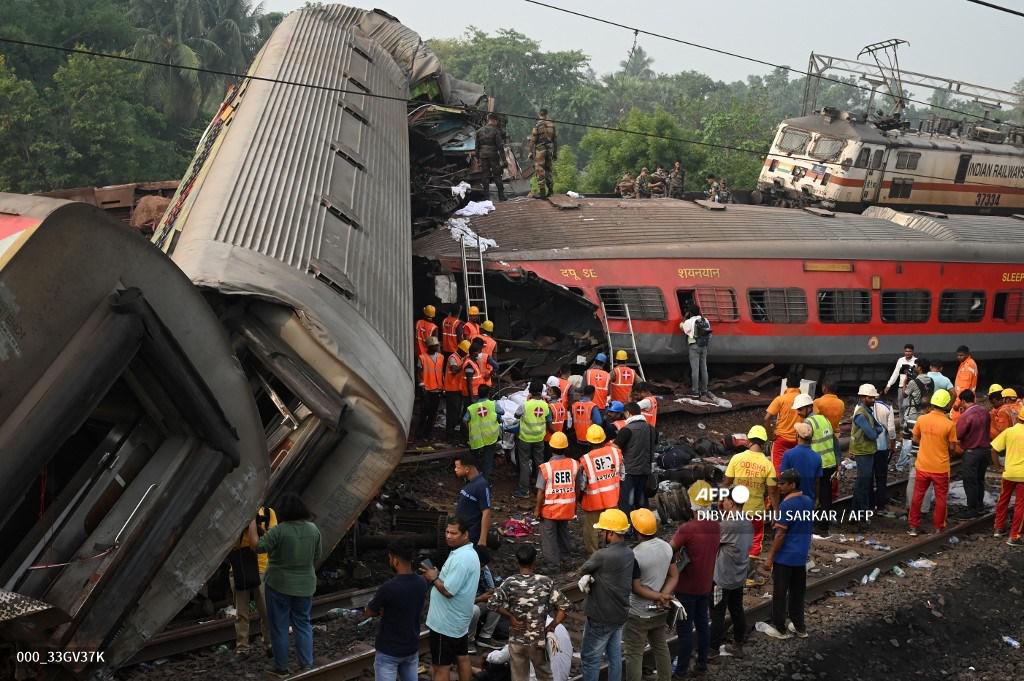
[[412, 197, 1024, 263], [782, 114, 1016, 154], [864, 206, 1024, 242]]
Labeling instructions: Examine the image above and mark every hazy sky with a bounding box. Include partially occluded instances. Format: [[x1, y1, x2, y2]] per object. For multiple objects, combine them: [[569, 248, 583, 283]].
[[264, 0, 1023, 95]]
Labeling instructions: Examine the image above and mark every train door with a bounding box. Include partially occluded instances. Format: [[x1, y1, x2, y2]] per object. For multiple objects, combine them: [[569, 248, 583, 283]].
[[954, 154, 972, 184], [861, 147, 888, 203], [677, 289, 696, 318]]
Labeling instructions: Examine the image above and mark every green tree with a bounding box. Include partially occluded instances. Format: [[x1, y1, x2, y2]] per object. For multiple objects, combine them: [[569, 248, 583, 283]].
[[697, 104, 773, 191], [0, 56, 48, 192], [552, 145, 579, 194]]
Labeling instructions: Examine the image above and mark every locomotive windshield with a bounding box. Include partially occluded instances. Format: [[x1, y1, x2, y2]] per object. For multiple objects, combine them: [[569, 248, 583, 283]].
[[778, 128, 811, 153], [809, 136, 845, 161]]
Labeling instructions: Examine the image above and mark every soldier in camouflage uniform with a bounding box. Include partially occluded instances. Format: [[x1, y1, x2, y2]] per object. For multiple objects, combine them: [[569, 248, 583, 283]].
[[488, 544, 571, 681], [529, 109, 558, 198], [649, 166, 667, 197], [668, 161, 685, 199], [633, 168, 651, 199], [475, 113, 507, 201], [616, 172, 635, 198]]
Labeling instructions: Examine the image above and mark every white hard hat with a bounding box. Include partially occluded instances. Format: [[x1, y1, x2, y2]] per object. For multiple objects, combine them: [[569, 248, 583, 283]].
[[858, 383, 879, 398], [546, 376, 561, 388], [792, 393, 814, 410]]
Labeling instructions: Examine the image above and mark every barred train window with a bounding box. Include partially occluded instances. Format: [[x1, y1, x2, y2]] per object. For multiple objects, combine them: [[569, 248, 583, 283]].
[[994, 291, 1024, 322], [694, 287, 739, 322], [778, 128, 811, 154], [938, 290, 985, 323], [895, 152, 921, 170], [747, 288, 808, 324], [854, 148, 871, 169], [889, 179, 914, 199], [809, 136, 845, 161], [817, 289, 871, 323], [881, 290, 931, 323], [597, 287, 667, 321]]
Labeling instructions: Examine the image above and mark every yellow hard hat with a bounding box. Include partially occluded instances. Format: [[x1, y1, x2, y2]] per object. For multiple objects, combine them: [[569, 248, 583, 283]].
[[629, 508, 658, 536], [747, 424, 768, 442], [586, 424, 606, 444], [468, 305, 481, 317], [1003, 388, 1018, 399], [989, 383, 1005, 396], [423, 304, 436, 318], [549, 431, 569, 450], [458, 340, 471, 353], [930, 388, 952, 409], [688, 480, 713, 509], [615, 350, 628, 361], [482, 319, 494, 332], [593, 508, 630, 534]]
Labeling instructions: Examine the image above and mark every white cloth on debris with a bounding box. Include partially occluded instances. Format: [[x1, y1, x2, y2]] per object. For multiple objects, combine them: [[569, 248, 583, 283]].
[[451, 181, 472, 198], [487, 619, 572, 681], [447, 217, 498, 252], [454, 200, 496, 217], [566, 191, 581, 198]]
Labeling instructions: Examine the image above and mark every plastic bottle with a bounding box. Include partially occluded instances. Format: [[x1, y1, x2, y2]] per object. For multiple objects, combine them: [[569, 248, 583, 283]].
[[1003, 636, 1021, 648], [868, 568, 881, 582], [892, 566, 906, 577], [324, 608, 345, 620]]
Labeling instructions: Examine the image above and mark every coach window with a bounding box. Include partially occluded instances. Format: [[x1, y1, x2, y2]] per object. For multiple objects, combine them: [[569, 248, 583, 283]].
[[939, 290, 986, 323], [598, 287, 667, 321], [690, 287, 739, 322], [778, 128, 811, 154], [870, 149, 884, 169], [895, 152, 921, 170], [881, 290, 931, 323], [809, 136, 845, 161], [854, 148, 871, 169], [747, 288, 808, 324], [889, 179, 914, 199], [817, 289, 871, 323], [994, 291, 1024, 322]]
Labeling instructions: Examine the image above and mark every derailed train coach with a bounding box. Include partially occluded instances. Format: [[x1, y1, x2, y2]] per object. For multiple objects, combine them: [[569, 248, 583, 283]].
[[0, 195, 268, 675]]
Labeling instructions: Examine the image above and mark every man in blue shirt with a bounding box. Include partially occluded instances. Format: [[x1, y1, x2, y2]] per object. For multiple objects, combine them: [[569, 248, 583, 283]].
[[454, 454, 491, 546], [780, 422, 822, 504], [760, 470, 814, 640], [422, 517, 481, 681], [927, 360, 954, 393], [366, 540, 429, 681]]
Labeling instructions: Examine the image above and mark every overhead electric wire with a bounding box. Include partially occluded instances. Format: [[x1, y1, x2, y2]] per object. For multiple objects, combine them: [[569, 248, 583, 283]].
[[0, 35, 1017, 191], [522, 0, 1014, 123], [966, 0, 1024, 18]]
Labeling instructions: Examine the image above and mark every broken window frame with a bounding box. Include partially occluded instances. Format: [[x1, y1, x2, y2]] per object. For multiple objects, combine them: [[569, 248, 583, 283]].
[[693, 287, 740, 322], [993, 290, 1024, 323], [938, 290, 986, 323]]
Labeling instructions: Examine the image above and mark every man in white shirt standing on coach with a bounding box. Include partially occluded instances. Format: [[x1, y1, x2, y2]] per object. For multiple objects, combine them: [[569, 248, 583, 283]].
[[680, 305, 712, 399], [884, 343, 917, 417]]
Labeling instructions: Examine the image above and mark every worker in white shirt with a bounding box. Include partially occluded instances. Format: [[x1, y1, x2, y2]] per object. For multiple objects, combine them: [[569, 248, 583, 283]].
[[884, 343, 917, 417]]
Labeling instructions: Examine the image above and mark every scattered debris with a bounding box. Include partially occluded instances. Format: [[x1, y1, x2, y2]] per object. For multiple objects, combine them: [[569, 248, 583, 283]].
[[907, 558, 937, 569]]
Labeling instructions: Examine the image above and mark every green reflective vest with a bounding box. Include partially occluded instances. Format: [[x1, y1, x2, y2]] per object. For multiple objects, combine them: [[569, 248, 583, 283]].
[[806, 414, 837, 469], [849, 405, 879, 456], [467, 399, 500, 449], [518, 399, 551, 443]]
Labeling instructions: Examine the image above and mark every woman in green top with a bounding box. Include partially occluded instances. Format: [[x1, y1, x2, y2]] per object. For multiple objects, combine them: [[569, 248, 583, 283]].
[[257, 493, 322, 676]]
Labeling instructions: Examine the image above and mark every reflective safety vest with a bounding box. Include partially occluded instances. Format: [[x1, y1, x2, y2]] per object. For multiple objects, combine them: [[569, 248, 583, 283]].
[[441, 316, 460, 354], [467, 399, 501, 449], [444, 353, 465, 392], [415, 319, 438, 357], [585, 369, 611, 409], [610, 365, 635, 404], [480, 334, 497, 358], [463, 321, 480, 341], [461, 357, 482, 397], [519, 399, 550, 443], [540, 457, 579, 520], [573, 400, 595, 443], [850, 405, 879, 456], [546, 401, 567, 442], [612, 419, 626, 431], [477, 352, 493, 387], [558, 378, 571, 410], [580, 444, 623, 511], [419, 353, 444, 392], [641, 397, 658, 427], [806, 414, 837, 469]]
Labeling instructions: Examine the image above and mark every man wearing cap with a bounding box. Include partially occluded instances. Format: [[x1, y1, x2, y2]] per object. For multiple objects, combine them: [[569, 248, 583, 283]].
[[578, 425, 624, 555], [416, 336, 446, 440], [804, 400, 838, 535], [572, 386, 604, 456], [761, 469, 814, 640], [615, 402, 656, 516], [908, 389, 958, 536], [998, 388, 1019, 434], [849, 384, 885, 523], [579, 509, 634, 681], [585, 354, 612, 410], [416, 305, 440, 357], [463, 306, 482, 342], [780, 422, 822, 504], [476, 321, 499, 389], [724, 425, 778, 558], [765, 370, 804, 476], [545, 384, 568, 453], [955, 389, 991, 519], [870, 392, 898, 517], [514, 382, 553, 499], [604, 401, 627, 440], [671, 490, 720, 676], [610, 351, 636, 405], [535, 432, 578, 567], [444, 340, 471, 443], [623, 508, 676, 681], [990, 385, 1011, 440], [991, 405, 1024, 545]]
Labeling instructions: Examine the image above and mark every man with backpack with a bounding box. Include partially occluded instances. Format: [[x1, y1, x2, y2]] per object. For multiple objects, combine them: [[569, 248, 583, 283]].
[[898, 359, 933, 472], [680, 305, 712, 399]]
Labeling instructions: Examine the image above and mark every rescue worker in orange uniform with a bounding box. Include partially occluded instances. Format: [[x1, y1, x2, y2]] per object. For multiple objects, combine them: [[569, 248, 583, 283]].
[[416, 336, 445, 440], [535, 432, 578, 567], [764, 370, 804, 476], [463, 305, 482, 342], [415, 305, 439, 357], [999, 388, 1020, 431], [955, 345, 979, 400], [812, 382, 845, 434], [546, 385, 568, 450], [572, 385, 604, 455], [585, 353, 611, 410], [604, 401, 626, 440], [476, 320, 499, 389], [577, 424, 624, 555], [461, 338, 484, 402], [444, 340, 470, 443], [440, 306, 462, 356], [610, 350, 636, 404], [990, 385, 1012, 439], [634, 381, 658, 428]]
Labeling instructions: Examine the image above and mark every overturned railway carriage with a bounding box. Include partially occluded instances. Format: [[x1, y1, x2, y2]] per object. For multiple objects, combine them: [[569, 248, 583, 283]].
[[757, 110, 1024, 214], [152, 5, 415, 558], [0, 195, 267, 675], [414, 197, 1024, 367]]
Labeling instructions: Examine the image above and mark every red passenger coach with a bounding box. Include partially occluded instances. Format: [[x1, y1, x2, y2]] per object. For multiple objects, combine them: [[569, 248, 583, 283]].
[[414, 197, 1024, 367]]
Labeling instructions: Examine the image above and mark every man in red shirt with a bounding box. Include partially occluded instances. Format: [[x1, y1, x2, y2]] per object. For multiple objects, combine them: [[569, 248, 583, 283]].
[[670, 503, 720, 676]]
